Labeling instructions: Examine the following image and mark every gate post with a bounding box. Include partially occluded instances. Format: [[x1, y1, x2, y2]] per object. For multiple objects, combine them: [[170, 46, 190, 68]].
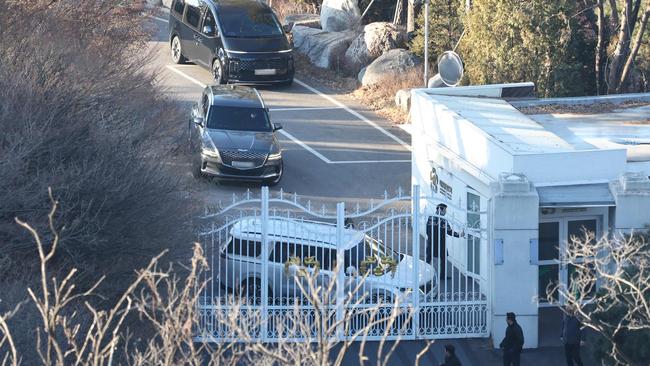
[[489, 174, 539, 349], [411, 185, 420, 337], [335, 202, 346, 340], [260, 186, 270, 341]]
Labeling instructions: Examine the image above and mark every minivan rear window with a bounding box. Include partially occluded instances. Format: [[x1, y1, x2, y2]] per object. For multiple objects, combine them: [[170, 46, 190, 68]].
[[217, 8, 282, 38], [172, 0, 185, 15], [185, 4, 201, 29]]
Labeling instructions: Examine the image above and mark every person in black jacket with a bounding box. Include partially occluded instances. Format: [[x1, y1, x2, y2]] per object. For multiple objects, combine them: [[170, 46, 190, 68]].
[[440, 344, 462, 366], [426, 204, 464, 281], [500, 312, 524, 366], [561, 306, 584, 366]]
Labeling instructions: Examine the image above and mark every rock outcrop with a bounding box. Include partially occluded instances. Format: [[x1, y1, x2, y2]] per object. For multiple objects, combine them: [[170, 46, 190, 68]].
[[292, 26, 358, 69], [283, 13, 321, 31], [344, 22, 406, 73], [320, 0, 361, 32], [358, 49, 421, 86]]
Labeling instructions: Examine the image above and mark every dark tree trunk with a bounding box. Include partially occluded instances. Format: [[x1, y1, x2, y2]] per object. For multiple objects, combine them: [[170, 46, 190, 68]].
[[607, 0, 633, 93], [618, 2, 650, 92], [407, 0, 415, 32]]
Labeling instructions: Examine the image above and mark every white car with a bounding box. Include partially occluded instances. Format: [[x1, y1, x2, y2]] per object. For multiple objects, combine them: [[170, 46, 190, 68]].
[[217, 217, 437, 304]]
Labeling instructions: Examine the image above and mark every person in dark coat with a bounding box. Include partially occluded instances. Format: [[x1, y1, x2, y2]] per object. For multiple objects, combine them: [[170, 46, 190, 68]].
[[426, 204, 464, 281], [440, 344, 462, 366], [561, 306, 584, 366], [500, 312, 524, 366]]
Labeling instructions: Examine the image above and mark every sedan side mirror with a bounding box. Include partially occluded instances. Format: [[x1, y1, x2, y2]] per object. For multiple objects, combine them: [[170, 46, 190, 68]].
[[202, 25, 216, 37], [282, 24, 292, 33], [273, 123, 283, 131], [193, 117, 204, 126]]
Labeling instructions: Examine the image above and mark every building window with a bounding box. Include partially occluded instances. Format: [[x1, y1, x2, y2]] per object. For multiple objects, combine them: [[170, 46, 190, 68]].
[[466, 191, 480, 274]]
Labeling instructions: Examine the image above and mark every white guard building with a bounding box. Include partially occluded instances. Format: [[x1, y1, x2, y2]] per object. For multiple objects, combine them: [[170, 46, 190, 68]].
[[410, 83, 650, 348]]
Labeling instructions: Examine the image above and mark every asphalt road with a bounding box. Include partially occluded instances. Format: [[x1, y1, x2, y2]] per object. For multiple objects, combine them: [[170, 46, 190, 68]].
[[147, 13, 411, 209], [144, 12, 571, 366]]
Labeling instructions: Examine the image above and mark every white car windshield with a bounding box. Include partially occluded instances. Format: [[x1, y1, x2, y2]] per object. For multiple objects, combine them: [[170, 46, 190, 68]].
[[344, 236, 403, 269]]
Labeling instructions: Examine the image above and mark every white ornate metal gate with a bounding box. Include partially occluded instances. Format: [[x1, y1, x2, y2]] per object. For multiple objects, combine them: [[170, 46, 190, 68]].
[[195, 185, 489, 342]]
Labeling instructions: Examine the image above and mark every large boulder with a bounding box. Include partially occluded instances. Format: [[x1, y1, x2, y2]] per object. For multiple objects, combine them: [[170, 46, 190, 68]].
[[344, 22, 406, 73], [358, 49, 422, 86], [320, 0, 361, 32], [292, 26, 358, 69], [283, 13, 321, 30]]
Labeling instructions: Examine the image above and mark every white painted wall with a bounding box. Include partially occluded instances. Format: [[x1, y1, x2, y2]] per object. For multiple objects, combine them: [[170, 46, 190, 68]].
[[489, 174, 539, 349], [610, 173, 650, 232], [410, 90, 512, 185], [513, 150, 627, 186]]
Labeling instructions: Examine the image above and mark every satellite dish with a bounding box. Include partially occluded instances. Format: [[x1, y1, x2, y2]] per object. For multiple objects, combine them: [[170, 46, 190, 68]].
[[428, 51, 464, 88]]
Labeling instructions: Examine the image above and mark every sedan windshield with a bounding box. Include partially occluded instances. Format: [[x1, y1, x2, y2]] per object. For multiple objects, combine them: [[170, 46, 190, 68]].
[[218, 8, 283, 38], [207, 106, 272, 132]]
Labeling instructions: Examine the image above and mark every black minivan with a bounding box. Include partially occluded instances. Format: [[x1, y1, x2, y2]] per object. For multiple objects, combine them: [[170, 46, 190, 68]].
[[169, 0, 294, 85]]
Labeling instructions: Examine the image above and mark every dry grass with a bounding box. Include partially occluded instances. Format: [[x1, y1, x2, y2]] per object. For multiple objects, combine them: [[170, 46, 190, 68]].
[[352, 67, 424, 124], [294, 52, 424, 124], [0, 0, 192, 281], [270, 0, 318, 23], [517, 100, 650, 115], [0, 1, 194, 361], [294, 53, 359, 93]]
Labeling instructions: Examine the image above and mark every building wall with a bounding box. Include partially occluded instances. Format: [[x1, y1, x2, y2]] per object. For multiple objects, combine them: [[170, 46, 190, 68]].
[[489, 174, 540, 349]]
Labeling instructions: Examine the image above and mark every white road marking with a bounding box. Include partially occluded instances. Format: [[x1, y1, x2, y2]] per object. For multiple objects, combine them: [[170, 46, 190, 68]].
[[278, 130, 332, 164], [163, 61, 410, 164], [330, 160, 410, 164], [293, 78, 412, 151], [269, 106, 345, 112], [166, 65, 207, 88], [151, 16, 169, 23], [279, 130, 409, 164]]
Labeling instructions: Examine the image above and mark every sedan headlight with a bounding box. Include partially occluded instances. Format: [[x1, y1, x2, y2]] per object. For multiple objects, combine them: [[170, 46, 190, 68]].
[[202, 147, 221, 161], [268, 144, 282, 160], [201, 135, 222, 163]]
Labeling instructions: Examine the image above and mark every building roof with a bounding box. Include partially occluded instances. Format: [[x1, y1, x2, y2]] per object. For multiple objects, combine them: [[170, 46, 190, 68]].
[[526, 105, 650, 162], [411, 85, 650, 186], [432, 96, 574, 154], [423, 91, 650, 160]]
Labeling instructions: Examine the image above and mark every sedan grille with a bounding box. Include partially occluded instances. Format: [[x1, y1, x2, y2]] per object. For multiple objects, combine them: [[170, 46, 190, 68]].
[[220, 150, 268, 168]]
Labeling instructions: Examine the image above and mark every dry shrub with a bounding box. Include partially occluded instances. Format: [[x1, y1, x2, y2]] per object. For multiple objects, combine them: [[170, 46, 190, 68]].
[[270, 0, 319, 22], [294, 53, 359, 93], [352, 67, 424, 123], [0, 1, 193, 361], [0, 0, 191, 285], [0, 199, 432, 365]]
